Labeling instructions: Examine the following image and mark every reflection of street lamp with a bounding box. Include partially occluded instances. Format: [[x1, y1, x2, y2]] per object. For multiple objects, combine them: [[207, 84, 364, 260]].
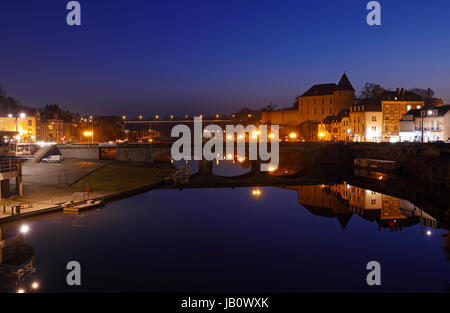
[[20, 224, 29, 234], [251, 188, 261, 197]]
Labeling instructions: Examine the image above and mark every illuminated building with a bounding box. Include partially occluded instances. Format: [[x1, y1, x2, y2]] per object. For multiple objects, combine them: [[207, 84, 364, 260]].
[[399, 105, 450, 142], [380, 88, 424, 142], [348, 101, 383, 142], [0, 113, 37, 143], [262, 74, 355, 126]]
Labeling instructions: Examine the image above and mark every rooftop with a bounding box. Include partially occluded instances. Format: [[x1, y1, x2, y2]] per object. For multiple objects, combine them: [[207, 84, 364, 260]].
[[301, 73, 355, 97]]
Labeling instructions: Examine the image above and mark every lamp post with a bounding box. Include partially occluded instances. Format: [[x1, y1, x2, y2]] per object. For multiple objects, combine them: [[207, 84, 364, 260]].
[[89, 116, 94, 143], [421, 109, 424, 143]]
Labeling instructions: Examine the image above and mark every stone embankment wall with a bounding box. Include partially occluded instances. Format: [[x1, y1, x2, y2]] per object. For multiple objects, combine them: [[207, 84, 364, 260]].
[[348, 142, 450, 185], [57, 144, 100, 160]]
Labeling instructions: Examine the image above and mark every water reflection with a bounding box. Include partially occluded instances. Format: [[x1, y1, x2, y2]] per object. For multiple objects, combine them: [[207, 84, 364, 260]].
[[0, 224, 36, 291], [286, 184, 441, 233], [0, 158, 448, 292]]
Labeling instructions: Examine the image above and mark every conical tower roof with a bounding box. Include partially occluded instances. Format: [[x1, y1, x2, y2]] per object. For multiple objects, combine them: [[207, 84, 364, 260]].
[[337, 73, 355, 91]]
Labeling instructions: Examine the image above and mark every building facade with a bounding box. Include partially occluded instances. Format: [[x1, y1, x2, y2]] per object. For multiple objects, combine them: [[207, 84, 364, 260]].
[[262, 74, 356, 126], [348, 101, 383, 142], [399, 105, 450, 142], [381, 88, 424, 142], [0, 112, 37, 143]]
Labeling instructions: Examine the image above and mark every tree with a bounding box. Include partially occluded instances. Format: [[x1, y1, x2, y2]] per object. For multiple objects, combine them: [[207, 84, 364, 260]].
[[360, 83, 383, 98], [408, 88, 434, 99]]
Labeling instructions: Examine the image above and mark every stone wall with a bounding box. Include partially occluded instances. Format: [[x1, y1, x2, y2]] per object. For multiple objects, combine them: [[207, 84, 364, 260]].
[[57, 144, 100, 160], [261, 110, 300, 125], [116, 144, 171, 163], [347, 142, 450, 184]]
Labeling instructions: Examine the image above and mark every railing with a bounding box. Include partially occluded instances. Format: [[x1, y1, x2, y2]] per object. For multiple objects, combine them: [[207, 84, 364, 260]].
[[0, 159, 19, 173]]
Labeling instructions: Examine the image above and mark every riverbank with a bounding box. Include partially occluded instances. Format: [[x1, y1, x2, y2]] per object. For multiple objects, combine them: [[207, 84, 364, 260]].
[[0, 159, 175, 224]]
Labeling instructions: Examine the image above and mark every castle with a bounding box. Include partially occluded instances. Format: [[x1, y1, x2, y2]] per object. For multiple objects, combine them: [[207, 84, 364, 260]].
[[261, 74, 356, 126]]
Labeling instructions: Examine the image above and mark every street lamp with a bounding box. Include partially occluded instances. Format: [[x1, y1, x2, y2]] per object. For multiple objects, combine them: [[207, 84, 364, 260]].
[[83, 131, 93, 143]]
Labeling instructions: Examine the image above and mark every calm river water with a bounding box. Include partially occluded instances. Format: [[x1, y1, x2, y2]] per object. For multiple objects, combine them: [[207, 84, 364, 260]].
[[0, 161, 448, 292]]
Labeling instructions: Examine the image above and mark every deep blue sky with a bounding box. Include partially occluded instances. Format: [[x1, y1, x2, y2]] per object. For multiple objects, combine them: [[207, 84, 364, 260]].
[[1, 0, 449, 117]]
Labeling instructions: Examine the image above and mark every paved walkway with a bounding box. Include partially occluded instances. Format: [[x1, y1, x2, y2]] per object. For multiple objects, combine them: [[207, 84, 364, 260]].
[[0, 159, 113, 220]]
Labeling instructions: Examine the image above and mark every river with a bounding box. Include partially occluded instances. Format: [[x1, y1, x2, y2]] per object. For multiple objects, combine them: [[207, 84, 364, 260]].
[[0, 160, 448, 292]]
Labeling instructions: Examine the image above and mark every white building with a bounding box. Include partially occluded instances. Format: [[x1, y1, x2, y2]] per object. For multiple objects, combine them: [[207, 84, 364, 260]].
[[399, 105, 450, 142]]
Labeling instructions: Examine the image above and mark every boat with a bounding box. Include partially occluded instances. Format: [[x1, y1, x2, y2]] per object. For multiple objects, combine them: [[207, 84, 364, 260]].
[[354, 158, 399, 173]]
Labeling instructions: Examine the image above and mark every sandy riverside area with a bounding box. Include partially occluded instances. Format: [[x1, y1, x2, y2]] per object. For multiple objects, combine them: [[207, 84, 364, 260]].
[[0, 159, 175, 220]]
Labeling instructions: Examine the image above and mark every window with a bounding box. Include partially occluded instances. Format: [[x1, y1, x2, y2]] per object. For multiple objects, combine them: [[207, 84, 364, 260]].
[[385, 105, 390, 111], [436, 121, 440, 130], [28, 120, 32, 126], [372, 126, 376, 131], [371, 199, 376, 205], [372, 116, 376, 122], [431, 121, 434, 130]]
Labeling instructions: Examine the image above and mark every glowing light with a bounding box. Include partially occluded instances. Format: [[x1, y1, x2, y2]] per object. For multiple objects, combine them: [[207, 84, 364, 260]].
[[83, 131, 93, 137], [216, 114, 219, 118], [227, 135, 233, 140], [238, 135, 244, 140], [248, 114, 252, 117], [268, 166, 276, 172], [289, 132, 297, 139], [378, 176, 383, 180], [122, 115, 126, 119], [251, 188, 261, 196], [170, 115, 174, 119], [318, 132, 325, 138], [20, 225, 29, 234], [426, 230, 432, 236], [19, 113, 26, 119], [238, 157, 245, 162], [155, 115, 159, 119], [8, 113, 12, 118], [268, 133, 274, 139], [17, 289, 25, 293], [139, 115, 143, 119], [31, 282, 39, 290], [226, 153, 233, 160]]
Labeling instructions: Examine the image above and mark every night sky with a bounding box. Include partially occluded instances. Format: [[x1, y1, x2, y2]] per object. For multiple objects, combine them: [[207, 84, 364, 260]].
[[1, 0, 449, 117]]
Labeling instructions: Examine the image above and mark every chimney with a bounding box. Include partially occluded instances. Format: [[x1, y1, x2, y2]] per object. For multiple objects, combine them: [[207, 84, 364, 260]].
[[379, 87, 384, 95], [401, 88, 405, 96], [396, 88, 400, 95]]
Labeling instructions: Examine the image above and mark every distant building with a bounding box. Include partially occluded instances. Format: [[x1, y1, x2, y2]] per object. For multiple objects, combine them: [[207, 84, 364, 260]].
[[0, 109, 38, 143], [262, 73, 355, 126], [37, 118, 64, 143], [399, 105, 450, 142], [317, 109, 350, 141]]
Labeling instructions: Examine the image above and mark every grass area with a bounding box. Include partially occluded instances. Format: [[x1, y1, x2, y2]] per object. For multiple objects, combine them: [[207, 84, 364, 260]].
[[71, 163, 175, 192]]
